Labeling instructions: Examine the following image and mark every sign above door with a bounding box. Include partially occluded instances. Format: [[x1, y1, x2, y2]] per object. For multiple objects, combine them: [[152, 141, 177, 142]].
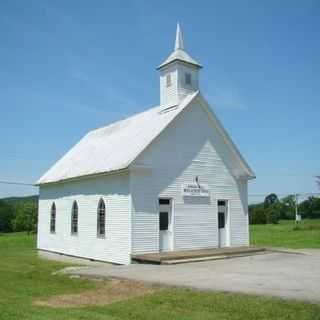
[[182, 183, 209, 197]]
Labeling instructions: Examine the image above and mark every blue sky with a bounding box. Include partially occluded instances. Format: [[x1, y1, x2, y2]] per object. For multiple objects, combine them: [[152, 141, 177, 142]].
[[0, 0, 319, 201]]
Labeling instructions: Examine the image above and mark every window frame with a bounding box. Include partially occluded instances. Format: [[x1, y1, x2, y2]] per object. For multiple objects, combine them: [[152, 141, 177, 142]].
[[97, 199, 106, 238], [71, 201, 78, 235], [166, 73, 172, 87], [50, 202, 56, 234], [185, 72, 192, 85]]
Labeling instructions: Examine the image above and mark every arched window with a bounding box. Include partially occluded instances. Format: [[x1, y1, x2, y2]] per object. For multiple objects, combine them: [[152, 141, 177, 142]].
[[97, 199, 105, 237], [50, 202, 56, 233], [71, 201, 78, 235]]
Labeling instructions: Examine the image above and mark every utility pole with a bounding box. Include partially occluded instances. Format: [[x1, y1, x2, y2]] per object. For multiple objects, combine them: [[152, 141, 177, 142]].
[[316, 176, 320, 190], [295, 193, 301, 224]]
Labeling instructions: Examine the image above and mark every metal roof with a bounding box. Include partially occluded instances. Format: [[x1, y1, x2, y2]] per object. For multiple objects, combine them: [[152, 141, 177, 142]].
[[37, 92, 199, 185]]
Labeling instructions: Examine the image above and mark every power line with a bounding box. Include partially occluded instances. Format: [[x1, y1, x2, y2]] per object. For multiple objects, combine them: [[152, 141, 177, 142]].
[[249, 192, 320, 197], [0, 180, 36, 187]]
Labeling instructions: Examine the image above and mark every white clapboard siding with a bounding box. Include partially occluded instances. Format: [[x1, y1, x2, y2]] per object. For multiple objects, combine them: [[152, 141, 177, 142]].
[[177, 63, 199, 102], [129, 172, 159, 253], [130, 99, 249, 253], [37, 172, 131, 264], [160, 63, 199, 108], [160, 64, 178, 106]]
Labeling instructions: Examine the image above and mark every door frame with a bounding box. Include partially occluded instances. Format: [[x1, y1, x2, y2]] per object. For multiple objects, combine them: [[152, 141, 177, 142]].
[[217, 199, 230, 247], [158, 197, 174, 252]]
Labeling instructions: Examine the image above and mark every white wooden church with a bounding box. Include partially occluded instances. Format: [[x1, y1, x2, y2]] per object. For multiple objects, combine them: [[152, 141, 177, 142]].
[[37, 24, 255, 264]]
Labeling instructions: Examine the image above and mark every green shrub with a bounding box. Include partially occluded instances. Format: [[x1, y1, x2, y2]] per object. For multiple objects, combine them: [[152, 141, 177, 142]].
[[249, 203, 281, 225], [299, 197, 320, 219], [0, 200, 14, 232], [266, 206, 280, 224], [249, 207, 267, 224], [12, 203, 37, 234]]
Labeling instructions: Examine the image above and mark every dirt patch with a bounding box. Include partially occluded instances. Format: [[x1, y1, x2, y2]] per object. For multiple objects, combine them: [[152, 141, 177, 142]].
[[34, 278, 158, 308]]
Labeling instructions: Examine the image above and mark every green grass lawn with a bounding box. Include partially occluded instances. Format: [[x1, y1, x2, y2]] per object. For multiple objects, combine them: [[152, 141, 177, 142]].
[[250, 219, 320, 249], [0, 233, 319, 320]]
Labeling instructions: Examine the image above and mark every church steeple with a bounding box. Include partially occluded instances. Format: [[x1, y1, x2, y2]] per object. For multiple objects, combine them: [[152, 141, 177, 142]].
[[158, 23, 202, 107], [174, 23, 184, 50], [158, 23, 202, 70]]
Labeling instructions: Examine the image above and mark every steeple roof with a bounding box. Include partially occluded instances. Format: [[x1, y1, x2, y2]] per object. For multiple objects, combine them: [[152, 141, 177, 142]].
[[157, 23, 202, 70]]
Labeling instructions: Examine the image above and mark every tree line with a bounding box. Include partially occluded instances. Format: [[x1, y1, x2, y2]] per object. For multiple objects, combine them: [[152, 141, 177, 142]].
[[1, 193, 320, 231], [0, 196, 38, 233], [249, 193, 320, 224]]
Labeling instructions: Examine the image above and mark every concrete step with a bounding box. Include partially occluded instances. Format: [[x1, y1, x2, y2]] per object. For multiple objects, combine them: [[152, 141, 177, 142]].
[[161, 251, 269, 265], [132, 247, 267, 265]]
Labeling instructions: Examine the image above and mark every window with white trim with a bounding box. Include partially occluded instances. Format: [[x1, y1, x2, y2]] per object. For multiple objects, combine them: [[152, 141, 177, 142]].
[[185, 72, 191, 85], [166, 74, 172, 87], [71, 201, 78, 235], [50, 202, 56, 233], [97, 199, 106, 237]]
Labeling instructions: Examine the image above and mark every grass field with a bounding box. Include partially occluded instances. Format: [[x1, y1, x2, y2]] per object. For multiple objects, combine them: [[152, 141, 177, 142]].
[[250, 219, 320, 249], [0, 233, 319, 319]]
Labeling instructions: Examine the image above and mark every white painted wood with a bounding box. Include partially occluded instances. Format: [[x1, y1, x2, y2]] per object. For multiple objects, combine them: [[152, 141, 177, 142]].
[[159, 201, 173, 251], [37, 172, 131, 264], [159, 60, 199, 107], [130, 99, 250, 254], [159, 64, 179, 106]]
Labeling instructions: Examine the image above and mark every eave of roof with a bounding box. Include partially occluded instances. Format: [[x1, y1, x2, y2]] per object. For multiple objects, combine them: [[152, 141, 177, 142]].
[[157, 49, 202, 70]]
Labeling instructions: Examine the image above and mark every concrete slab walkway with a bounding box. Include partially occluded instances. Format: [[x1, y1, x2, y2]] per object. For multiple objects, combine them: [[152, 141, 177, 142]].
[[64, 249, 320, 303]]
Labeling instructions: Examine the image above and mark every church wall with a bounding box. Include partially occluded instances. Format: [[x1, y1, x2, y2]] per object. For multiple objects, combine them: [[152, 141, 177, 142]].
[[159, 62, 199, 107], [177, 63, 199, 101], [159, 64, 178, 106], [37, 171, 131, 264], [130, 99, 249, 254]]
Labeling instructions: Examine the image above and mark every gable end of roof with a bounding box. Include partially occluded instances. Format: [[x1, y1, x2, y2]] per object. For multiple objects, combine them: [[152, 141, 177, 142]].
[[196, 93, 255, 179]]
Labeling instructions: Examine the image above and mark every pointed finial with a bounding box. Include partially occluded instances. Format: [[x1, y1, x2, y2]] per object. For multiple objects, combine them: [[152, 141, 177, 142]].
[[174, 22, 184, 51]]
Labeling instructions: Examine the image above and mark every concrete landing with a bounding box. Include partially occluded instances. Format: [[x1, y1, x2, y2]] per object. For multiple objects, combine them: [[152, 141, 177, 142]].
[[65, 249, 320, 303], [131, 246, 266, 264]]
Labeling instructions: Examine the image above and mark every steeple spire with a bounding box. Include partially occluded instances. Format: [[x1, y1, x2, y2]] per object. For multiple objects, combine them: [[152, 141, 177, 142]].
[[174, 23, 184, 51], [157, 23, 202, 70]]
